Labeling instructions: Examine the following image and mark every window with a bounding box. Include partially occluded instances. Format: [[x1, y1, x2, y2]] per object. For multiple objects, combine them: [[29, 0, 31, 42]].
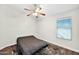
[[57, 17, 72, 40]]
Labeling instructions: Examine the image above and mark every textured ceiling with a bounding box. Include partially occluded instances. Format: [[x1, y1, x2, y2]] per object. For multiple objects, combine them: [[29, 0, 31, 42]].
[[13, 4, 79, 16], [1, 4, 79, 17], [41, 4, 79, 16]]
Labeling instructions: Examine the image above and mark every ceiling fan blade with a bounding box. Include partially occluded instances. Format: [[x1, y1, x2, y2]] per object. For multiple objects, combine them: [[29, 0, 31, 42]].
[[24, 8, 32, 11], [38, 12, 46, 16], [27, 14, 31, 16], [27, 13, 32, 16]]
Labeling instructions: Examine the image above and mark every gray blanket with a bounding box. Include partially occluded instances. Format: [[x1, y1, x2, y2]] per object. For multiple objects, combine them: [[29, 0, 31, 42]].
[[17, 35, 48, 55]]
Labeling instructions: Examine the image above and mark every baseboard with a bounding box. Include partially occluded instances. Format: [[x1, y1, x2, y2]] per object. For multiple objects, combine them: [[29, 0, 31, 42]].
[[46, 40, 79, 53]]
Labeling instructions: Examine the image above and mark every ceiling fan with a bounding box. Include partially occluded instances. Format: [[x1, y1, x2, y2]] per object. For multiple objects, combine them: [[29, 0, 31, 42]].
[[24, 4, 46, 18]]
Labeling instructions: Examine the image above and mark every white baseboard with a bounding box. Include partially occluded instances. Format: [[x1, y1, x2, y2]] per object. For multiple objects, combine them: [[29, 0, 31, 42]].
[[47, 40, 79, 53]]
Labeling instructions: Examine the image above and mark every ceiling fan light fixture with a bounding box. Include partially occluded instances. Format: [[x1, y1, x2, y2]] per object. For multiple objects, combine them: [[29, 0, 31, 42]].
[[35, 8, 40, 12], [24, 4, 46, 18], [32, 13, 38, 16]]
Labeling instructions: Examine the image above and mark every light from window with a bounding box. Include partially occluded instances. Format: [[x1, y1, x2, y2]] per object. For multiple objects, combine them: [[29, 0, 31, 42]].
[[57, 17, 72, 40]]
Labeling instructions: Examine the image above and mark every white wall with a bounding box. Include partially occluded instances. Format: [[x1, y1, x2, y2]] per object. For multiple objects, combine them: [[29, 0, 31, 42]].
[[35, 8, 79, 52], [0, 4, 79, 53], [0, 5, 36, 49]]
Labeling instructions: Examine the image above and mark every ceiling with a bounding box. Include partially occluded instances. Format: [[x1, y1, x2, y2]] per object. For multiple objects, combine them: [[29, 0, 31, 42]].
[[41, 4, 79, 16], [2, 4, 79, 17]]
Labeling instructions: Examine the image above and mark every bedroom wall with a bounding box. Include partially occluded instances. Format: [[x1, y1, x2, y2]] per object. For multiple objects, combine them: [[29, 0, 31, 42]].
[[35, 8, 79, 52], [0, 4, 79, 53], [0, 5, 36, 49]]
